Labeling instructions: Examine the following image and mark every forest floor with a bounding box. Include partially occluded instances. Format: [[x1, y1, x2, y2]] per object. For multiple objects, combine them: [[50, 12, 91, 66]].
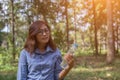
[[0, 55, 120, 80], [65, 55, 120, 80]]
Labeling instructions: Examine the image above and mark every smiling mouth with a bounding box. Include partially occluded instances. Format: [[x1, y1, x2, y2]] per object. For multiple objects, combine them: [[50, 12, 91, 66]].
[[42, 37, 48, 40]]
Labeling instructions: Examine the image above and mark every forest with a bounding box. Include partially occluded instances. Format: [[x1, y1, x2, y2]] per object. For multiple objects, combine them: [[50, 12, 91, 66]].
[[0, 0, 120, 80]]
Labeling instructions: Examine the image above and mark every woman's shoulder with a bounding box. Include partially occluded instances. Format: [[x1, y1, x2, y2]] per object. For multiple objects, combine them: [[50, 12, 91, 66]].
[[54, 48, 62, 56], [20, 49, 30, 56]]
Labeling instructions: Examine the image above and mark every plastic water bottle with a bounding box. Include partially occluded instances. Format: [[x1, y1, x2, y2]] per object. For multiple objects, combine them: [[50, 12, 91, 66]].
[[61, 43, 78, 68]]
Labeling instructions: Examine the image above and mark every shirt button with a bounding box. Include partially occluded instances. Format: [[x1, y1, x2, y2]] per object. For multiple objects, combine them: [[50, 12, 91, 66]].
[[41, 73, 44, 77], [40, 56, 42, 59], [40, 66, 43, 69]]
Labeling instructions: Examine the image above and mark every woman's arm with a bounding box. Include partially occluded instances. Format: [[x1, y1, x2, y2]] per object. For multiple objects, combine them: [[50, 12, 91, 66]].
[[59, 54, 74, 80], [17, 49, 28, 80]]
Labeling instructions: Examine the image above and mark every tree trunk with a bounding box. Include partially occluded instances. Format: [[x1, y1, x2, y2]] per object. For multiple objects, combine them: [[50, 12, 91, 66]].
[[11, 0, 15, 61], [92, 0, 98, 56], [74, 2, 77, 43], [65, 0, 69, 50], [106, 0, 115, 64], [116, 24, 119, 54]]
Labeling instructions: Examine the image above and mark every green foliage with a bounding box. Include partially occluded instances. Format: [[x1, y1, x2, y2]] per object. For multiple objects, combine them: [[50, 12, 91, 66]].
[[73, 46, 94, 57], [0, 64, 17, 80], [64, 56, 120, 80], [52, 23, 67, 51], [0, 32, 7, 45], [0, 34, 23, 65], [0, 47, 12, 65], [0, 21, 5, 31], [0, 73, 16, 80], [0, 56, 120, 80]]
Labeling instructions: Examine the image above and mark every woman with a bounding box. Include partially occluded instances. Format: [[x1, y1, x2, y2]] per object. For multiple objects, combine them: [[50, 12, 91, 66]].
[[17, 20, 74, 80]]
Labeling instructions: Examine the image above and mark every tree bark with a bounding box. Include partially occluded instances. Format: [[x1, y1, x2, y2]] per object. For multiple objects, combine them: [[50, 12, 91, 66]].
[[92, 0, 98, 56], [11, 0, 15, 61], [106, 0, 115, 64], [65, 0, 69, 50]]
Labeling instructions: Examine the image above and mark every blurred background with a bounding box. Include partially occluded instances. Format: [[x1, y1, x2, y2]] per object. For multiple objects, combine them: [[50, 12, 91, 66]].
[[0, 0, 120, 80]]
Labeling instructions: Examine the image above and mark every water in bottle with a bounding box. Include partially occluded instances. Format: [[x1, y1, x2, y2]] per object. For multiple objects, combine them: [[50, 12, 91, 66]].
[[61, 43, 78, 68]]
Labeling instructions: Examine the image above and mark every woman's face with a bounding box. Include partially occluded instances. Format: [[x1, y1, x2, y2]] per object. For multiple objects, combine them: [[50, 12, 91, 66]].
[[36, 24, 50, 45]]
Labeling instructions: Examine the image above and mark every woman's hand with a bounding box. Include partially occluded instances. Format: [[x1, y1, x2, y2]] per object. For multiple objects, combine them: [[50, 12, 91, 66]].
[[64, 53, 74, 69], [59, 53, 75, 80]]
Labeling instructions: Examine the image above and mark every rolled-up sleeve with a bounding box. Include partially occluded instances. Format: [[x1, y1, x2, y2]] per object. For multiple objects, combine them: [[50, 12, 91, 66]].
[[17, 49, 28, 80], [54, 50, 63, 80]]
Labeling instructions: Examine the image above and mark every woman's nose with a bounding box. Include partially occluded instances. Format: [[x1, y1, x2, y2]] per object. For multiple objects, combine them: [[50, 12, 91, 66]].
[[43, 31, 47, 35]]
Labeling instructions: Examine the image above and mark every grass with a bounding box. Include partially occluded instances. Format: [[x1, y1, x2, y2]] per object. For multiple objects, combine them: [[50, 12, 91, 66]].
[[65, 55, 120, 80], [0, 63, 17, 80], [0, 72, 16, 80], [0, 55, 120, 80]]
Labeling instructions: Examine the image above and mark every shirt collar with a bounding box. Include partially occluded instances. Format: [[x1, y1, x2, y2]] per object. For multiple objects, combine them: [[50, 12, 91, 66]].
[[35, 46, 53, 55]]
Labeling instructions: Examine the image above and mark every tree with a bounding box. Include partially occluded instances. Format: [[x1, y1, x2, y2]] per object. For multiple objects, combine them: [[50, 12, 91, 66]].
[[10, 0, 16, 61], [112, 0, 120, 54], [92, 0, 98, 56], [106, 0, 115, 64]]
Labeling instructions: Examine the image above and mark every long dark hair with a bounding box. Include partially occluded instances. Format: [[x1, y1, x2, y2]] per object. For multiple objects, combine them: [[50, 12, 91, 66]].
[[24, 20, 56, 54]]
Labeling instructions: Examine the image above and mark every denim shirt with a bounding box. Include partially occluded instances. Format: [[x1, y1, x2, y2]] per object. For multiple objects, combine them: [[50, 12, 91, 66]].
[[17, 46, 63, 80]]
